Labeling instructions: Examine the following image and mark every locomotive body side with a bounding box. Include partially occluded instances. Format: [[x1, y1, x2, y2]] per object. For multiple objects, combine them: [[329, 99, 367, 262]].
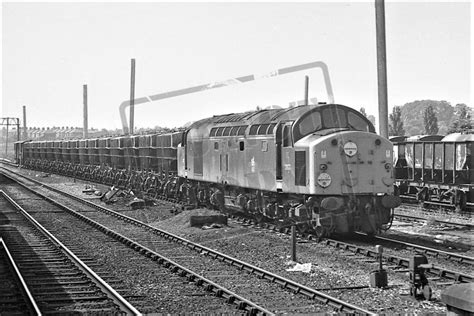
[[178, 104, 399, 235]]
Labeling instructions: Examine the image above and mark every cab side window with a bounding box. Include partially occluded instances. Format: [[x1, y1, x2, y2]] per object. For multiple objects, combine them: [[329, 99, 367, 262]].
[[283, 126, 292, 147]]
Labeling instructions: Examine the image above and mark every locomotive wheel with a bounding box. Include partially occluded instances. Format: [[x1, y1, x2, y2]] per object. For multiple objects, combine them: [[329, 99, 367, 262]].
[[297, 223, 310, 234], [314, 226, 325, 238], [455, 191, 467, 213], [254, 212, 264, 224], [422, 285, 432, 301], [417, 187, 430, 202]]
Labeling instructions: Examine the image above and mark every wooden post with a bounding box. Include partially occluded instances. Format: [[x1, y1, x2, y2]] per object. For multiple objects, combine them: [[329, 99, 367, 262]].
[[291, 225, 297, 261]]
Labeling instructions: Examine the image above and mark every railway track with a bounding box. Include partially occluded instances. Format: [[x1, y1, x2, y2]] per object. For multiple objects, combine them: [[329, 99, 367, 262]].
[[0, 237, 40, 315], [360, 233, 474, 266], [0, 190, 140, 315], [0, 168, 374, 315], [1, 174, 270, 315], [393, 212, 473, 230], [3, 164, 473, 272], [229, 216, 474, 284], [399, 195, 474, 213]]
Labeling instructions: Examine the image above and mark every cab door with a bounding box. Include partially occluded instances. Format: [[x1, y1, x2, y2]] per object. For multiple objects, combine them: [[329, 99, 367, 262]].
[[275, 122, 295, 192]]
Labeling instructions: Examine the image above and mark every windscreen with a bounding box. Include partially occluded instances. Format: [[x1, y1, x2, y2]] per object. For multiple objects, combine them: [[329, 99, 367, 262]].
[[293, 106, 373, 142]]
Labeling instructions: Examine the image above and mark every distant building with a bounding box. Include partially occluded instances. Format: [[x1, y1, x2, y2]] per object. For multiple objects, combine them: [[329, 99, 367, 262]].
[[25, 126, 108, 140]]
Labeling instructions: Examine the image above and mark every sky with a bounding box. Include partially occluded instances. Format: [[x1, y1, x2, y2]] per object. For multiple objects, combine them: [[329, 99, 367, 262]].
[[1, 1, 471, 132]]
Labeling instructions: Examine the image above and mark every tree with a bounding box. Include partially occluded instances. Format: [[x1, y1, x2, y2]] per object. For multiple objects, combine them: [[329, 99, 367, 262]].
[[389, 106, 405, 136], [400, 100, 453, 135], [448, 103, 473, 133], [423, 105, 439, 135], [360, 107, 376, 127]]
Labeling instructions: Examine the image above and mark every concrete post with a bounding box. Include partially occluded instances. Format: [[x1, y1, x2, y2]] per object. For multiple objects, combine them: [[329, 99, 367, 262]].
[[375, 0, 389, 138], [23, 106, 27, 140], [83, 85, 88, 138], [129, 58, 136, 135], [304, 76, 309, 106]]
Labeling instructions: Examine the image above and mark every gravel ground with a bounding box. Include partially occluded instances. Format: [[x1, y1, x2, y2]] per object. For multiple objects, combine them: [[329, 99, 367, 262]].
[[393, 205, 473, 258], [396, 205, 473, 226], [1, 182, 245, 315], [384, 221, 473, 257], [148, 211, 449, 314], [5, 166, 464, 314], [25, 192, 346, 314]]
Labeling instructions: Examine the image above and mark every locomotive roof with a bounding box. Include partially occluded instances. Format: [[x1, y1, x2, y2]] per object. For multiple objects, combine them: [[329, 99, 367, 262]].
[[187, 103, 370, 136], [190, 104, 319, 126]]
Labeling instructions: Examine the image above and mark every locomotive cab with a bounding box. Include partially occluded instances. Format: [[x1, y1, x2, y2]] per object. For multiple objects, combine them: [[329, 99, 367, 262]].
[[287, 105, 399, 234]]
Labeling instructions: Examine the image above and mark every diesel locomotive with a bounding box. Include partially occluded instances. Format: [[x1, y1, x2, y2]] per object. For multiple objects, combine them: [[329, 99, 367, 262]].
[[15, 103, 401, 237], [392, 131, 473, 212]]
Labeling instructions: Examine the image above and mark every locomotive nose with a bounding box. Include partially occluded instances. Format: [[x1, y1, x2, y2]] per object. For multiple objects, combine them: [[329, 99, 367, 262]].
[[313, 132, 395, 194]]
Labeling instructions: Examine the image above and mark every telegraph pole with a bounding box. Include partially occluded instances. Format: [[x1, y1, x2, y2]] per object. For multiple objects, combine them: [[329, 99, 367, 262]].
[[129, 58, 136, 135], [375, 0, 389, 138], [304, 76, 309, 106], [23, 106, 27, 140], [83, 84, 88, 138]]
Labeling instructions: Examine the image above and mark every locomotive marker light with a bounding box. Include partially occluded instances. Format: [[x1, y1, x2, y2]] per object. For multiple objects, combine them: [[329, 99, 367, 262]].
[[317, 173, 331, 188], [343, 141, 358, 157]]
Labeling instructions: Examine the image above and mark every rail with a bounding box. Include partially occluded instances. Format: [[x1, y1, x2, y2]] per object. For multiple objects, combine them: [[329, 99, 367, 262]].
[[394, 213, 473, 230], [0, 190, 142, 316], [320, 238, 473, 283], [1, 171, 274, 315], [1, 168, 374, 315], [0, 237, 42, 315], [228, 216, 474, 284], [368, 234, 474, 266]]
